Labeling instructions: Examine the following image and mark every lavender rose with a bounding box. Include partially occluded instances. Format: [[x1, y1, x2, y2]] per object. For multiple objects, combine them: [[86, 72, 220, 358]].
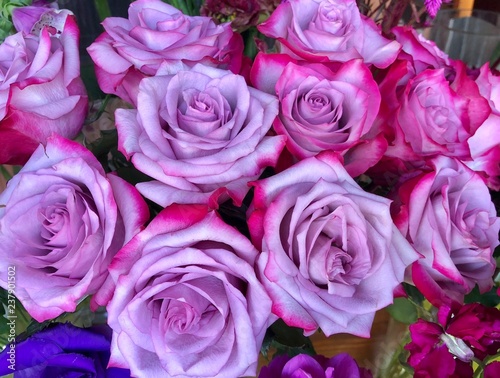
[[393, 156, 499, 306], [87, 0, 244, 105], [258, 0, 400, 68], [0, 136, 149, 322], [102, 204, 272, 378], [259, 353, 372, 378], [0, 9, 87, 165], [251, 53, 385, 176], [0, 323, 130, 378], [248, 151, 418, 336], [116, 64, 285, 207]]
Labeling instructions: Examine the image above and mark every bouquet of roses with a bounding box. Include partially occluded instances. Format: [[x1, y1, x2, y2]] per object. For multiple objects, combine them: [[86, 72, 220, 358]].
[[0, 0, 499, 377]]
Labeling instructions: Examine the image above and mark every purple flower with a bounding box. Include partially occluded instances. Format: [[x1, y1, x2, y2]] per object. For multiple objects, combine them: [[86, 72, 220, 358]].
[[248, 152, 418, 336], [87, 0, 244, 105], [259, 353, 372, 378], [0, 9, 87, 165], [0, 136, 149, 322], [0, 323, 130, 378]]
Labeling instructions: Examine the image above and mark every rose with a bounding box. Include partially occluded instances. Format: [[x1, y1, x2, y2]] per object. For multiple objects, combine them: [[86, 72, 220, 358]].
[[467, 64, 500, 190], [101, 204, 272, 378], [385, 62, 491, 162], [259, 353, 372, 378], [116, 63, 285, 207], [251, 53, 386, 176], [0, 135, 149, 322], [248, 151, 418, 336], [0, 10, 87, 165], [391, 26, 453, 78], [87, 0, 244, 105], [0, 323, 130, 378], [393, 157, 499, 306], [258, 0, 400, 68]]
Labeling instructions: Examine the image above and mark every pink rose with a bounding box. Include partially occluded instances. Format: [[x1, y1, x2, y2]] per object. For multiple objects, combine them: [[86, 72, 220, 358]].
[[251, 53, 386, 176], [103, 204, 272, 378], [116, 64, 285, 207], [393, 157, 499, 306], [248, 151, 418, 336], [391, 26, 452, 77], [258, 0, 400, 68], [0, 136, 149, 322], [0, 12, 88, 165], [87, 0, 244, 105], [467, 65, 500, 190], [384, 62, 491, 163]]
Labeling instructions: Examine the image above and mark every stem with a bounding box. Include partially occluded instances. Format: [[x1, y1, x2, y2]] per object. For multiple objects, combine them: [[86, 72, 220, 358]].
[[93, 0, 112, 21], [473, 357, 486, 378]]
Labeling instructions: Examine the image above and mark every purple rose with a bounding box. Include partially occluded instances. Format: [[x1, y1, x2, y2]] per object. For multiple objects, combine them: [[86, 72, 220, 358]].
[[248, 151, 418, 336], [393, 157, 499, 306], [251, 53, 386, 176], [101, 204, 272, 378], [0, 11, 88, 165], [0, 136, 149, 322], [87, 0, 244, 105], [0, 323, 130, 378], [258, 0, 400, 68], [116, 64, 285, 207], [259, 353, 372, 378]]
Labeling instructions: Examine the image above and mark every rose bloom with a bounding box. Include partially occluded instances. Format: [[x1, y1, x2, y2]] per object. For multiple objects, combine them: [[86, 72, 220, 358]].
[[258, 0, 400, 68], [101, 204, 272, 378], [259, 353, 372, 378], [248, 151, 418, 336], [0, 136, 148, 322], [87, 0, 244, 105], [116, 64, 285, 207], [383, 61, 491, 163], [0, 10, 87, 165], [393, 157, 499, 306], [467, 64, 500, 190], [251, 53, 385, 176], [0, 323, 130, 378]]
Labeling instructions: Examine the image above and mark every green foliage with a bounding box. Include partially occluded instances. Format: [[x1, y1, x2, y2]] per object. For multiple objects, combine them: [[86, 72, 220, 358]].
[[261, 319, 316, 360], [386, 298, 418, 325], [162, 0, 202, 16]]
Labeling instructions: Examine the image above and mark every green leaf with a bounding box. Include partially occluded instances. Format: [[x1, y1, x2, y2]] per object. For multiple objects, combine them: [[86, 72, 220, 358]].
[[464, 285, 500, 307], [266, 319, 316, 358], [386, 297, 418, 324], [93, 0, 112, 21], [402, 282, 425, 304]]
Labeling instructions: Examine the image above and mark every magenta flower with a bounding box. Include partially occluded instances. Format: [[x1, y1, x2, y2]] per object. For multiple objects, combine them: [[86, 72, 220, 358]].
[[406, 303, 500, 377]]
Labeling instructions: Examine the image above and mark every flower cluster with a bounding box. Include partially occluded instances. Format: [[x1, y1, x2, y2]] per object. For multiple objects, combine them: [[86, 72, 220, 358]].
[[0, 0, 499, 377]]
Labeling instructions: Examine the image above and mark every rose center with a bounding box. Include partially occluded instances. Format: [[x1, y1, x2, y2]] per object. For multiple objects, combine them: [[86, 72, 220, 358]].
[[326, 246, 353, 282], [165, 300, 201, 334]]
